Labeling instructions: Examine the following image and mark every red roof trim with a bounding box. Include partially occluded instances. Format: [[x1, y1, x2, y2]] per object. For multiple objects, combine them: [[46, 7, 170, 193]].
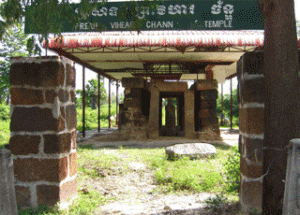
[[45, 31, 300, 49]]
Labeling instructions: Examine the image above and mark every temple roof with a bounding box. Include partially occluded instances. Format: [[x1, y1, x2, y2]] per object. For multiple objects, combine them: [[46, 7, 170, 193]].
[[46, 30, 299, 83]]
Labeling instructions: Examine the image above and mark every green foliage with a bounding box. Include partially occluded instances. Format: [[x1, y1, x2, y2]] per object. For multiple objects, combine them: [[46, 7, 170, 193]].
[[223, 146, 240, 193], [205, 193, 228, 211], [217, 88, 239, 127], [0, 103, 10, 149], [217, 88, 239, 118], [0, 23, 34, 103], [75, 78, 107, 109], [76, 104, 117, 131], [0, 102, 9, 120]]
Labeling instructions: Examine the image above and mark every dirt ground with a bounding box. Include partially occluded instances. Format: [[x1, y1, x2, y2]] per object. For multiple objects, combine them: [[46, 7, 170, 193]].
[[77, 128, 241, 215]]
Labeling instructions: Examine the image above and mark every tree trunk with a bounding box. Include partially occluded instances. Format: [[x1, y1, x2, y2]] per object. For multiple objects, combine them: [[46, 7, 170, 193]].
[[257, 0, 300, 214]]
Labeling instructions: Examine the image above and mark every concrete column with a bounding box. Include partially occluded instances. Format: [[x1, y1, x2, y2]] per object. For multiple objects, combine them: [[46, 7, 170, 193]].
[[10, 56, 77, 210], [237, 51, 265, 213], [0, 149, 18, 215]]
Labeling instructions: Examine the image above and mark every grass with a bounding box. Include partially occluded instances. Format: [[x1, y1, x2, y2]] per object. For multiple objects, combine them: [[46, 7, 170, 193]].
[[77, 143, 238, 194], [18, 189, 108, 215]]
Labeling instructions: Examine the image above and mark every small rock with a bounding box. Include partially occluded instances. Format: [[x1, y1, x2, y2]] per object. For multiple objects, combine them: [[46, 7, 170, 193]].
[[164, 205, 172, 211], [165, 143, 217, 160]]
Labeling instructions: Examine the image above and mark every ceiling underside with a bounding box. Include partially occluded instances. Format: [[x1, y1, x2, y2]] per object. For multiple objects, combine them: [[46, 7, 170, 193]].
[[47, 30, 280, 83]]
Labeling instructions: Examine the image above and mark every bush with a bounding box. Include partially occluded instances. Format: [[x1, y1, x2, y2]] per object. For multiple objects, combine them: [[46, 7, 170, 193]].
[[0, 103, 10, 121], [223, 146, 240, 193]]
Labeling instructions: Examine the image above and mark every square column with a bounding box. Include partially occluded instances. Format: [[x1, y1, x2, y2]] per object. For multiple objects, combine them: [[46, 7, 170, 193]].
[[9, 56, 77, 210], [237, 51, 265, 213]]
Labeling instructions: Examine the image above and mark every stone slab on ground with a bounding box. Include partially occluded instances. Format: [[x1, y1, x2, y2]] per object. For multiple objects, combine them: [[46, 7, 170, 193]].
[[165, 143, 217, 160]]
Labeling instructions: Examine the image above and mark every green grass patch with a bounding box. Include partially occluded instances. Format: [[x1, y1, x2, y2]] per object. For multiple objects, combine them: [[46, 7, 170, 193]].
[[18, 189, 107, 215], [150, 148, 230, 193]]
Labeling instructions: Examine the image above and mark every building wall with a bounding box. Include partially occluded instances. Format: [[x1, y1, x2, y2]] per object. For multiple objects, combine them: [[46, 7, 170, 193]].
[[9, 56, 77, 210]]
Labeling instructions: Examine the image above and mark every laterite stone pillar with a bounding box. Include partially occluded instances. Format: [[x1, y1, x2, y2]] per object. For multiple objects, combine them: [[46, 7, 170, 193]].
[[9, 56, 77, 210], [237, 51, 265, 213], [195, 80, 220, 140]]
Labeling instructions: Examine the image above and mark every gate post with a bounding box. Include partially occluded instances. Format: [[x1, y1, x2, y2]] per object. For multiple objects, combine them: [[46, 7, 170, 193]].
[[0, 149, 18, 215], [237, 51, 265, 213], [9, 56, 77, 210]]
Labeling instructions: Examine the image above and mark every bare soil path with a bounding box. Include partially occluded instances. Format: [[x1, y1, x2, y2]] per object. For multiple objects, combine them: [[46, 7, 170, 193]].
[[77, 128, 241, 215]]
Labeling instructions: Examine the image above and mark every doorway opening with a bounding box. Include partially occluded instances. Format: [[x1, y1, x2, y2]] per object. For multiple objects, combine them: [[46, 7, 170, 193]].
[[159, 92, 184, 136]]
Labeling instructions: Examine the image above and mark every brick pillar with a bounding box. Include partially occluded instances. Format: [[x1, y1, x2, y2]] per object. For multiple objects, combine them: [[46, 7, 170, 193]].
[[121, 78, 148, 140], [196, 80, 220, 140], [237, 51, 265, 213], [9, 56, 77, 210]]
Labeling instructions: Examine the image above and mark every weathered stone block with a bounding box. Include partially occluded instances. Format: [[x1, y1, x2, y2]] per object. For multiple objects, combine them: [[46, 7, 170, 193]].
[[241, 51, 264, 75], [69, 152, 77, 177], [199, 117, 218, 126], [239, 108, 264, 134], [10, 60, 65, 87], [43, 133, 71, 154], [15, 186, 31, 208], [242, 136, 263, 162], [71, 130, 77, 150], [66, 67, 76, 87], [58, 89, 69, 103], [196, 80, 218, 90], [200, 90, 218, 100], [70, 90, 75, 102], [240, 180, 262, 211], [37, 185, 59, 207], [10, 135, 40, 155], [11, 88, 44, 105], [45, 90, 57, 104], [240, 157, 263, 178], [166, 143, 217, 160], [240, 78, 265, 103], [200, 100, 217, 109], [66, 105, 77, 130], [198, 109, 210, 118], [14, 157, 68, 182], [60, 179, 77, 202], [11, 107, 58, 132], [60, 107, 65, 119], [122, 77, 145, 88]]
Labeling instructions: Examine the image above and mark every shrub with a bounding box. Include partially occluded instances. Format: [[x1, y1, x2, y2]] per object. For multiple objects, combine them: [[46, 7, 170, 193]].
[[223, 145, 240, 193], [0, 103, 10, 121]]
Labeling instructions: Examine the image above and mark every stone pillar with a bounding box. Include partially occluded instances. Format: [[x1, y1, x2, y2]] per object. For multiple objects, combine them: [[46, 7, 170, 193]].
[[10, 56, 77, 210], [195, 80, 220, 140], [165, 98, 176, 136], [237, 51, 265, 213], [121, 78, 148, 140], [0, 149, 18, 215], [184, 89, 195, 139], [148, 86, 160, 139]]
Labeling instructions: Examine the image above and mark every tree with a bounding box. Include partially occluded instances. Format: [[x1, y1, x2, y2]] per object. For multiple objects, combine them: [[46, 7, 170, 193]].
[[75, 78, 107, 109], [0, 23, 33, 103], [0, 0, 160, 53], [257, 0, 300, 214], [217, 89, 239, 118]]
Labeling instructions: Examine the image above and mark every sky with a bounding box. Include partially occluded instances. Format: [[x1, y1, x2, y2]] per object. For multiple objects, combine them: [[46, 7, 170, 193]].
[[45, 1, 300, 96]]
